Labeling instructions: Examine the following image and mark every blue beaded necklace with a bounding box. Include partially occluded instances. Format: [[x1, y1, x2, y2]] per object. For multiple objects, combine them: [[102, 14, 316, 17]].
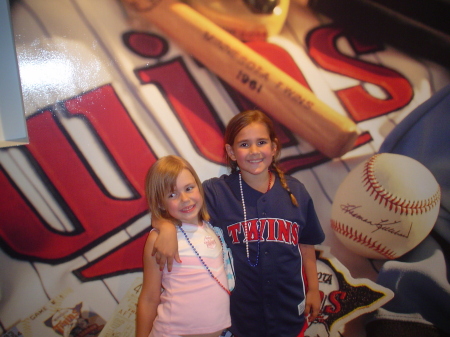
[[178, 224, 231, 295]]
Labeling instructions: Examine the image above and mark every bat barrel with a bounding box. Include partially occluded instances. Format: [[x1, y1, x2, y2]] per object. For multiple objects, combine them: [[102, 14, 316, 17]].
[[124, 0, 358, 158]]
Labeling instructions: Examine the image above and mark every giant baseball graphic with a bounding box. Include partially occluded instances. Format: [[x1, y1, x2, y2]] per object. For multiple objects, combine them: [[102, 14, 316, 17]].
[[2, 0, 450, 335], [331, 153, 441, 259]]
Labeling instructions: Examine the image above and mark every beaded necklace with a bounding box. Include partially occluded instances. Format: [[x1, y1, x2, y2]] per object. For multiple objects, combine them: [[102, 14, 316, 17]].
[[178, 224, 231, 295], [239, 170, 272, 267]]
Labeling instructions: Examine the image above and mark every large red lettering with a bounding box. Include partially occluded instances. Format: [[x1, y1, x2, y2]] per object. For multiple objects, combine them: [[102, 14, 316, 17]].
[[74, 229, 149, 281], [307, 25, 413, 122], [0, 85, 156, 262], [136, 57, 226, 164]]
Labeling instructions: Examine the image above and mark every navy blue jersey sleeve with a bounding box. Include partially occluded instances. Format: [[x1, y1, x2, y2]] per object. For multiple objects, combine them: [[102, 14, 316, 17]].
[[285, 175, 325, 245], [202, 177, 220, 226], [299, 194, 325, 245]]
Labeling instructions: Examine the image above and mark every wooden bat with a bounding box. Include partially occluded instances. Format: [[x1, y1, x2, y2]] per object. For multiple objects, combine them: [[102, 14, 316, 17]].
[[122, 0, 358, 158]]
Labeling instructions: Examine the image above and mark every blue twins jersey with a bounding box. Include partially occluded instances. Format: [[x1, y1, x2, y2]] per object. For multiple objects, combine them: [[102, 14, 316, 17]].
[[203, 171, 325, 337]]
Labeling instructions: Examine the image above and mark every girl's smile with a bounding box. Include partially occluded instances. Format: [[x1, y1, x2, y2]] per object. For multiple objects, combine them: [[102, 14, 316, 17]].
[[180, 204, 195, 213], [226, 121, 277, 190], [164, 168, 203, 225]]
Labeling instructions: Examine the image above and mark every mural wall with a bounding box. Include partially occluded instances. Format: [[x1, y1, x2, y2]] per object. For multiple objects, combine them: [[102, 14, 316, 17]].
[[1, 0, 449, 336]]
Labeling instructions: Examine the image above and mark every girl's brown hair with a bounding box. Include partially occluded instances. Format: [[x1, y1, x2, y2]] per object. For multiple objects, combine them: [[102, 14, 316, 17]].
[[224, 110, 299, 207], [145, 155, 210, 224]]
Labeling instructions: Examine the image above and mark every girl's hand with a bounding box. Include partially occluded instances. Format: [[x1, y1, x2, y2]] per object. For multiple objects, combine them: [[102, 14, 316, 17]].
[[151, 221, 181, 271], [299, 244, 321, 322], [304, 288, 321, 322]]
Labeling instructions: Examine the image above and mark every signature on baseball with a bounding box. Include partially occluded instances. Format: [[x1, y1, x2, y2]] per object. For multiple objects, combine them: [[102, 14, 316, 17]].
[[340, 204, 412, 238]]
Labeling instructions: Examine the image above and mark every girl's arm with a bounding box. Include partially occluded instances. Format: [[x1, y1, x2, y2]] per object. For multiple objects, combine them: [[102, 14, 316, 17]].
[[136, 230, 163, 337], [151, 215, 181, 272], [299, 244, 321, 322]]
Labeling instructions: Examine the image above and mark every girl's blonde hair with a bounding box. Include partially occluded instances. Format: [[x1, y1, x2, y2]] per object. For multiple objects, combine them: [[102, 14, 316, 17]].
[[145, 155, 210, 224], [224, 110, 299, 207]]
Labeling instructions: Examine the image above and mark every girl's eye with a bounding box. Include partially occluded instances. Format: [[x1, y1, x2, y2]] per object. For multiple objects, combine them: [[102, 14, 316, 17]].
[[258, 140, 267, 145], [167, 192, 176, 199], [186, 186, 193, 192], [239, 142, 248, 148]]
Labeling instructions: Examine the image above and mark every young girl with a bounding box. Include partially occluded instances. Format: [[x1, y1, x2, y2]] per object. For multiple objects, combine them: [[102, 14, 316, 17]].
[[136, 155, 231, 337], [153, 110, 325, 337]]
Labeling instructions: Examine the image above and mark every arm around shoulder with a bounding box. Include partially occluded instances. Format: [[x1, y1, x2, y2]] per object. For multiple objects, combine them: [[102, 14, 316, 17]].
[[150, 214, 181, 271]]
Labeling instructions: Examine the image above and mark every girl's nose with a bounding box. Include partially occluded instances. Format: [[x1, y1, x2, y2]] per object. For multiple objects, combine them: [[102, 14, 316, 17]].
[[180, 192, 189, 201]]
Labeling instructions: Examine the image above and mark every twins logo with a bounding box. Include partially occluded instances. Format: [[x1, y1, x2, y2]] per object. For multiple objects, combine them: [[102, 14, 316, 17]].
[[227, 218, 300, 245], [1, 25, 412, 283]]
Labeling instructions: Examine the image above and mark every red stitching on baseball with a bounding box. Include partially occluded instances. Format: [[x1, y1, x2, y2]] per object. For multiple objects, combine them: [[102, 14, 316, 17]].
[[331, 220, 397, 259], [362, 154, 441, 216]]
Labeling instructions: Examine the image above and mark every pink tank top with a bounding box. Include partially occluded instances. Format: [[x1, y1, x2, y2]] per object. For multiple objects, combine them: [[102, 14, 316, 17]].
[[151, 222, 231, 336]]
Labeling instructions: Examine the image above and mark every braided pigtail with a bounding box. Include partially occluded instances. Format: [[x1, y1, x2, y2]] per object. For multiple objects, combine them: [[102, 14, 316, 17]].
[[272, 163, 299, 207]]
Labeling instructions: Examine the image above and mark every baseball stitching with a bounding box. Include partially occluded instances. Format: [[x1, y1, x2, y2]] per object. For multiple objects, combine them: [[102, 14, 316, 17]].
[[362, 154, 441, 215], [331, 220, 397, 259]]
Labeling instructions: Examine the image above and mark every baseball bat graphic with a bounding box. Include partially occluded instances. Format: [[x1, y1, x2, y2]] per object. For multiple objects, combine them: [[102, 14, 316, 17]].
[[123, 0, 358, 158]]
